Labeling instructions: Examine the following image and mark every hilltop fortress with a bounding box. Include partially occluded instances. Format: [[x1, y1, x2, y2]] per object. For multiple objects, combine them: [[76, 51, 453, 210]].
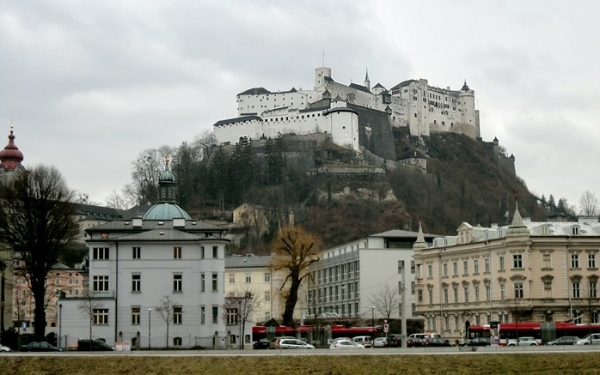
[[214, 67, 480, 154]]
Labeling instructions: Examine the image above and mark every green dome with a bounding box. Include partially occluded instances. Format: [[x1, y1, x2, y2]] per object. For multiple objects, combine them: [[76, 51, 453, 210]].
[[142, 203, 192, 220], [160, 169, 176, 183]]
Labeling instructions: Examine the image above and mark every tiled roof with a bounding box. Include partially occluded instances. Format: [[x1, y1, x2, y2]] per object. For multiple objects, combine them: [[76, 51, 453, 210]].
[[117, 228, 204, 241], [225, 255, 272, 268]]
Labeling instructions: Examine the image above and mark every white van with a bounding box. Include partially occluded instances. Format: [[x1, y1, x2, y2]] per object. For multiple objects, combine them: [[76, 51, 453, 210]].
[[352, 336, 373, 348]]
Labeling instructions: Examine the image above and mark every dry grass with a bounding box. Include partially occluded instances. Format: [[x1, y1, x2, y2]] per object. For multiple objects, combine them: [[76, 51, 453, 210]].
[[1, 353, 600, 375]]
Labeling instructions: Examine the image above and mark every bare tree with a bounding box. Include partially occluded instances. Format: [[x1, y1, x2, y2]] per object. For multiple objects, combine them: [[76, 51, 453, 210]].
[[271, 225, 321, 326], [105, 189, 134, 210], [194, 130, 217, 159], [155, 295, 178, 349], [580, 191, 599, 216], [0, 165, 79, 340], [369, 283, 401, 320], [77, 291, 104, 349], [222, 287, 263, 349], [503, 297, 532, 341]]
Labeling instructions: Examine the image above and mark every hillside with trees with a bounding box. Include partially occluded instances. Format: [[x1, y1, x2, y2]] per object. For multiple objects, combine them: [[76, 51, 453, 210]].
[[109, 130, 577, 253]]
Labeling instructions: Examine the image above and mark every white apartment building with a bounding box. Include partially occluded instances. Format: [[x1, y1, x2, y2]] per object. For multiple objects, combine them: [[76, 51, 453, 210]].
[[414, 206, 600, 342], [58, 165, 230, 349], [306, 229, 437, 322]]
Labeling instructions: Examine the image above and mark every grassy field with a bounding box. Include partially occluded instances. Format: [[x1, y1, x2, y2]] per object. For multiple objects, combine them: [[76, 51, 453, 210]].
[[1, 353, 600, 375]]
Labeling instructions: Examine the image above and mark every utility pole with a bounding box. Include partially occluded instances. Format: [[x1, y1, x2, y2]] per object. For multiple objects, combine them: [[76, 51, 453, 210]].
[[401, 260, 407, 348]]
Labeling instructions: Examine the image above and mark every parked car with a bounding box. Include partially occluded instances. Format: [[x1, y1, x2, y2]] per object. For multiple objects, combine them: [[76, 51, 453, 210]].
[[576, 333, 600, 345], [21, 341, 62, 352], [276, 338, 315, 349], [329, 339, 365, 349], [270, 336, 296, 349], [508, 337, 538, 346], [0, 344, 11, 352], [373, 337, 388, 348], [77, 338, 114, 351], [547, 336, 579, 345], [253, 338, 271, 349], [463, 337, 490, 347], [352, 336, 373, 348], [407, 333, 439, 347], [424, 338, 452, 347], [388, 334, 402, 347]]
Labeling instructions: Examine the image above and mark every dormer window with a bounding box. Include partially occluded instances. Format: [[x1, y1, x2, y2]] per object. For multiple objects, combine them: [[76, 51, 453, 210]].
[[572, 226, 580, 235]]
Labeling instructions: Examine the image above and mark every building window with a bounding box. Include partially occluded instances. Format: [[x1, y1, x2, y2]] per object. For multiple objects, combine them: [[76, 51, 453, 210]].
[[173, 247, 182, 259], [417, 290, 423, 303], [499, 256, 505, 271], [229, 274, 235, 284], [93, 309, 109, 325], [411, 281, 415, 295], [443, 288, 449, 304], [589, 253, 596, 269], [93, 276, 109, 292], [443, 263, 448, 277], [473, 260, 479, 274], [512, 254, 523, 269], [571, 254, 580, 268], [173, 274, 182, 292], [245, 273, 252, 283], [131, 307, 140, 325], [213, 246, 218, 258], [200, 306, 205, 324], [265, 291, 271, 302], [133, 247, 141, 259], [212, 273, 218, 291], [398, 260, 405, 273], [264, 273, 271, 282], [543, 253, 551, 269], [201, 246, 205, 259], [411, 260, 415, 274], [464, 287, 469, 303], [485, 285, 491, 301], [500, 284, 506, 299], [174, 306, 182, 324], [93, 247, 109, 260], [591, 281, 598, 298], [453, 261, 458, 276], [428, 290, 433, 307], [573, 282, 581, 298], [201, 274, 205, 292], [427, 264, 433, 278], [484, 258, 491, 273], [264, 312, 271, 321], [226, 308, 238, 325], [514, 283, 524, 299], [173, 337, 182, 346], [474, 286, 480, 302], [132, 274, 141, 292], [463, 260, 468, 275], [453, 287, 458, 303], [212, 306, 219, 324]]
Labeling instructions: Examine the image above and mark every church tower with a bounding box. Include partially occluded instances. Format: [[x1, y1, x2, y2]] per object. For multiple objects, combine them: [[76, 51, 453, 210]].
[[0, 126, 26, 182]]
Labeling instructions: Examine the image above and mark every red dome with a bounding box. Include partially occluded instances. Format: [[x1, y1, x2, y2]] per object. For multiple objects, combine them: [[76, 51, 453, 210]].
[[0, 129, 24, 171]]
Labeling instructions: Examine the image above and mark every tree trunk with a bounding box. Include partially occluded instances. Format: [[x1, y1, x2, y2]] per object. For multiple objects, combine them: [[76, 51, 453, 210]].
[[282, 276, 301, 326], [32, 281, 47, 341]]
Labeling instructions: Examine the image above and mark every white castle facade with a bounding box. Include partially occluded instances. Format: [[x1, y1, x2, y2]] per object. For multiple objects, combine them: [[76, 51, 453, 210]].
[[214, 67, 480, 148]]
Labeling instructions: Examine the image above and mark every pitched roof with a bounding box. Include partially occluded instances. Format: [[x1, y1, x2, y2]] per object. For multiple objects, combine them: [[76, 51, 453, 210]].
[[225, 255, 272, 268]]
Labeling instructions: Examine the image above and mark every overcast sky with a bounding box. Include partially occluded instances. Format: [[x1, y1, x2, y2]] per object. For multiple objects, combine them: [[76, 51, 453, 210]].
[[1, 1, 599, 213]]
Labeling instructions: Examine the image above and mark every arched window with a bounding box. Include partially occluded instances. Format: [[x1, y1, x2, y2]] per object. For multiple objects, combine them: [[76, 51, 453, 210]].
[[173, 337, 182, 346]]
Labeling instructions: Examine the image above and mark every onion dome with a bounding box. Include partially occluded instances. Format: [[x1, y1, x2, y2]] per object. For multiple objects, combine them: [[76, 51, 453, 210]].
[[0, 127, 24, 172], [141, 156, 193, 220], [461, 80, 470, 91]]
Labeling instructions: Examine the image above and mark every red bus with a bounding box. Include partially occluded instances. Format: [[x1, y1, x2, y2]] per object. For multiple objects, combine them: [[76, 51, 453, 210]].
[[252, 325, 380, 342], [468, 322, 600, 345]]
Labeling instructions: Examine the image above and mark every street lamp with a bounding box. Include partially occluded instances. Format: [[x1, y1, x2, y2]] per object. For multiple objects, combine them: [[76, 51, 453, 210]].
[[58, 303, 62, 349], [148, 308, 152, 350], [238, 300, 242, 350], [371, 306, 375, 346]]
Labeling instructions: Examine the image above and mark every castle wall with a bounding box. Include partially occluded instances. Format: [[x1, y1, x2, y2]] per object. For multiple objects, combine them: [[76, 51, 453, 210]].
[[215, 104, 359, 151], [236, 89, 318, 116]]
